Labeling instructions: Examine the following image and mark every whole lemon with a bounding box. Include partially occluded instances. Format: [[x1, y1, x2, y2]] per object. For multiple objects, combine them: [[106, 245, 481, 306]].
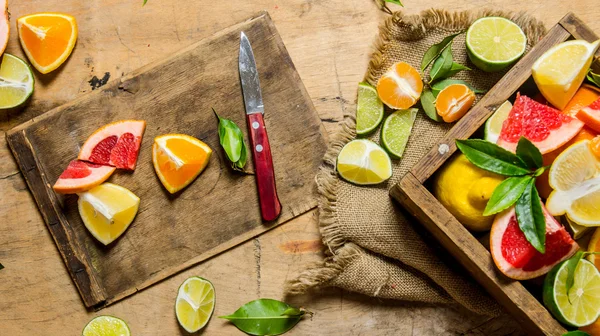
[[433, 154, 504, 231]]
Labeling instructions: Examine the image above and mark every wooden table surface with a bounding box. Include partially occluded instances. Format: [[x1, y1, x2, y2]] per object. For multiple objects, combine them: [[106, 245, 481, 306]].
[[1, 1, 599, 335]]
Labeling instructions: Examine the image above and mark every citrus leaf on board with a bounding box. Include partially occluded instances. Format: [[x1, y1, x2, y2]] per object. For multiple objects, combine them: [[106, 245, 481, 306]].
[[455, 139, 530, 176], [220, 299, 308, 336]]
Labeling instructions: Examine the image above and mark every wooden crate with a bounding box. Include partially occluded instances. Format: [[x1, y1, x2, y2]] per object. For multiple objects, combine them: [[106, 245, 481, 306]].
[[390, 13, 600, 336]]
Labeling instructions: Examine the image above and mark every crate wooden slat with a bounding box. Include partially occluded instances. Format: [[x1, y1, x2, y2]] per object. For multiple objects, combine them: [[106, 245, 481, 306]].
[[391, 13, 599, 336]]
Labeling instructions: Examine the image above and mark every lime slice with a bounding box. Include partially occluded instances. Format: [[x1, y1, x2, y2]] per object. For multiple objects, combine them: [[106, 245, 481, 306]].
[[356, 82, 384, 135], [543, 259, 600, 327], [82, 316, 130, 336], [484, 100, 512, 143], [337, 139, 392, 185], [176, 276, 216, 333], [0, 53, 34, 109], [466, 17, 527, 72], [381, 108, 417, 158]]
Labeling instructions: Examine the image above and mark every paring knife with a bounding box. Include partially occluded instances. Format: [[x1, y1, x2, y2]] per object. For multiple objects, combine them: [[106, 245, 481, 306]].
[[239, 31, 282, 221]]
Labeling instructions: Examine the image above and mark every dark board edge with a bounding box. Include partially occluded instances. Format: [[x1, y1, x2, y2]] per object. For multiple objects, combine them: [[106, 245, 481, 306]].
[[5, 129, 107, 307]]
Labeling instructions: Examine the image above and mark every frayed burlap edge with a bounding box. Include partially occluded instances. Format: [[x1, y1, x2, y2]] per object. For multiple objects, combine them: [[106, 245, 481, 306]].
[[286, 8, 546, 302]]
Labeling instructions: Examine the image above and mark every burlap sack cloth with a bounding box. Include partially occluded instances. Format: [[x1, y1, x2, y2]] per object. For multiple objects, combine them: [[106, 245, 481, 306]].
[[287, 9, 546, 316]]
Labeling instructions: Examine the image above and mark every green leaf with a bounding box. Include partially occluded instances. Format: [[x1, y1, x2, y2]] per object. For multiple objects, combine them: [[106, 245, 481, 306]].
[[384, 0, 403, 5], [483, 176, 532, 216], [445, 62, 471, 77], [220, 299, 307, 336], [455, 139, 530, 176], [420, 89, 442, 122], [429, 45, 454, 83], [516, 137, 543, 169], [431, 79, 486, 96], [214, 108, 247, 170], [143, 0, 148, 5], [563, 330, 590, 336], [515, 179, 546, 253], [421, 33, 461, 72], [587, 69, 600, 88], [565, 251, 585, 304], [534, 166, 547, 177], [233, 140, 249, 171]]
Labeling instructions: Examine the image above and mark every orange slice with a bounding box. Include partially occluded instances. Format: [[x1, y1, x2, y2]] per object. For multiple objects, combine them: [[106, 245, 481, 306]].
[[17, 13, 78, 74], [435, 84, 475, 123], [376, 62, 423, 109], [152, 134, 212, 194]]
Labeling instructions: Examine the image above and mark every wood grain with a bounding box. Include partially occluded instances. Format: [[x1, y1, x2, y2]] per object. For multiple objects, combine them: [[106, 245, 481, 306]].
[[391, 13, 599, 336], [6, 12, 327, 308]]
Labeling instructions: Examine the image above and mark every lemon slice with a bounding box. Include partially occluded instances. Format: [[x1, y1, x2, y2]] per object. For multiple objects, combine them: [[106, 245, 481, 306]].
[[546, 140, 600, 226], [484, 101, 512, 144], [175, 276, 216, 333], [336, 139, 392, 185], [82, 315, 130, 336], [78, 183, 140, 245], [532, 39, 600, 109]]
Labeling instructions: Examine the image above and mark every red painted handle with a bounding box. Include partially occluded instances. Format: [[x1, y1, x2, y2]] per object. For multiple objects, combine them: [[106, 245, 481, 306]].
[[247, 113, 281, 221]]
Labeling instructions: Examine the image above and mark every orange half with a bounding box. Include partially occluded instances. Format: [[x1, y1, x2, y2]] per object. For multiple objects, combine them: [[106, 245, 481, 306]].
[[376, 62, 423, 109], [435, 84, 475, 123], [17, 13, 78, 74], [152, 134, 212, 194]]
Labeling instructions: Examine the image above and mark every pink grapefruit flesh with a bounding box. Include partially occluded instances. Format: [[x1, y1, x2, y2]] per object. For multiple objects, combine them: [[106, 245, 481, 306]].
[[78, 120, 146, 170], [0, 0, 9, 56], [53, 160, 116, 194], [497, 94, 583, 154], [490, 206, 578, 280]]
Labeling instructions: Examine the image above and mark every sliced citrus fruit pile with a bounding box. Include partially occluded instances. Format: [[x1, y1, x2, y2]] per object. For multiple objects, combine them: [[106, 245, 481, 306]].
[[381, 108, 417, 158], [435, 83, 475, 123], [79, 120, 146, 170], [546, 140, 600, 226], [543, 259, 600, 327], [376, 61, 423, 110], [577, 96, 600, 133], [532, 39, 600, 109], [490, 206, 578, 280], [82, 315, 130, 336], [152, 134, 212, 194], [337, 139, 392, 185], [175, 276, 216, 333], [465, 17, 527, 72], [356, 82, 384, 135], [17, 12, 78, 74], [497, 94, 583, 154], [484, 100, 512, 143], [0, 53, 35, 110], [78, 183, 140, 245], [53, 160, 115, 194]]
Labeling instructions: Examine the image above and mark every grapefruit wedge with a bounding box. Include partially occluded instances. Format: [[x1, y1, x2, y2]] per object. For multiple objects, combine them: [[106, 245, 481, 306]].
[[79, 120, 146, 170], [53, 160, 115, 194], [490, 206, 578, 280], [497, 94, 583, 154], [0, 0, 8, 56]]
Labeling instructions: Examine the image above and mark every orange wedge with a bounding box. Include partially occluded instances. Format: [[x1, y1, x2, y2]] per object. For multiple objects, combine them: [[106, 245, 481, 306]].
[[376, 61, 423, 109], [152, 134, 212, 194], [435, 84, 475, 123], [17, 13, 78, 74]]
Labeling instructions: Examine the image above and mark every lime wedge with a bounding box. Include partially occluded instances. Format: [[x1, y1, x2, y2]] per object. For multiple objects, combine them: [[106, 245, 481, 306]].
[[381, 108, 417, 158], [82, 316, 130, 336], [176, 276, 216, 333], [0, 53, 34, 109], [337, 139, 392, 185], [543, 259, 600, 327], [484, 100, 512, 143], [356, 82, 384, 135], [466, 17, 527, 72]]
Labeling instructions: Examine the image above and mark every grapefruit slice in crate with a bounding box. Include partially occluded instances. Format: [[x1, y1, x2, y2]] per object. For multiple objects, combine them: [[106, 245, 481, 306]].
[[53, 160, 115, 194], [78, 120, 146, 170]]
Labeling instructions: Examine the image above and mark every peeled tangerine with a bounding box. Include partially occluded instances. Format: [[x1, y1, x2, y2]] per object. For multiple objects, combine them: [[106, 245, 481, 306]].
[[435, 84, 475, 123], [546, 140, 600, 226], [376, 62, 423, 109], [433, 154, 504, 231]]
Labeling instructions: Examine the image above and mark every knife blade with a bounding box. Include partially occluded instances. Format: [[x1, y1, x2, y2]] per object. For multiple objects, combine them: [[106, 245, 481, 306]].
[[239, 31, 281, 221]]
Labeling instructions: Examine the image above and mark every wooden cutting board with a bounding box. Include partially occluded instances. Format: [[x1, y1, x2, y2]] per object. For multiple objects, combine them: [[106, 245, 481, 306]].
[[6, 11, 326, 309]]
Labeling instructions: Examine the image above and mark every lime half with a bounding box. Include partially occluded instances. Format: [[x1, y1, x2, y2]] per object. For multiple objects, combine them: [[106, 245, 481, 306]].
[[484, 100, 512, 143], [337, 139, 392, 185], [466, 17, 527, 72], [175, 276, 216, 333], [356, 82, 384, 135], [82, 316, 130, 336], [381, 108, 417, 158], [0, 53, 34, 109], [543, 259, 600, 327]]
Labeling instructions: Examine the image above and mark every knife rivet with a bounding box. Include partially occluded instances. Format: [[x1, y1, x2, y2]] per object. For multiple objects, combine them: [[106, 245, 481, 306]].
[[252, 121, 259, 129], [256, 144, 263, 152]]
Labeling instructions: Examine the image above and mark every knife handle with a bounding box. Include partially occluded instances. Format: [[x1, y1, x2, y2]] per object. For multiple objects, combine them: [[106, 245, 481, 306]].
[[247, 113, 281, 221]]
